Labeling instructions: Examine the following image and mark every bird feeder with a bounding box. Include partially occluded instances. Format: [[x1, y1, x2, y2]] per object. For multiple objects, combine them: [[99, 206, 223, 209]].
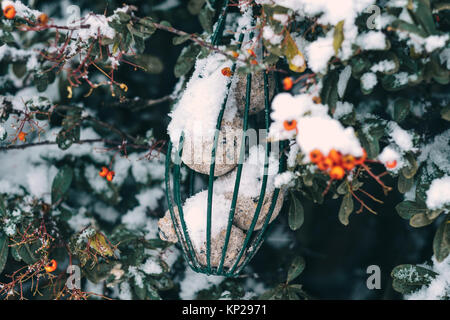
[[164, 0, 286, 277]]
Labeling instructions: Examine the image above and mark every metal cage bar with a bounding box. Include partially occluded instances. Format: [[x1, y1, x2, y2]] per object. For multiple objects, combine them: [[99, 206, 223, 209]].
[[164, 0, 286, 277]]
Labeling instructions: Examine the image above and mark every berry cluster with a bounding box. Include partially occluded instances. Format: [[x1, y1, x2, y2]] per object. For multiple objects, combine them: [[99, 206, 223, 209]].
[[99, 166, 115, 182], [309, 148, 367, 180]]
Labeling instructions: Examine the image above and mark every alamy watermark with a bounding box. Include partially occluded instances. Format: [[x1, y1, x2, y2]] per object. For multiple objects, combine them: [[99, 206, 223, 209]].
[[366, 265, 381, 290], [66, 264, 81, 290], [365, 5, 382, 30]]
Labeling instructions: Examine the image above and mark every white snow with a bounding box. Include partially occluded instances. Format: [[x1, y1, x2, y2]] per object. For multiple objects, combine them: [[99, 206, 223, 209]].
[[76, 14, 116, 41], [406, 255, 450, 300], [356, 31, 388, 50], [361, 72, 378, 91], [121, 187, 164, 229], [371, 60, 396, 73], [274, 171, 296, 188], [1, 1, 41, 19], [377, 146, 402, 171], [440, 48, 450, 70], [426, 176, 450, 210], [296, 116, 363, 159], [424, 35, 449, 53], [273, 13, 289, 24], [333, 101, 353, 119], [179, 268, 224, 299], [417, 129, 450, 175], [262, 26, 283, 45], [140, 258, 163, 275], [167, 53, 236, 149], [291, 54, 305, 68], [179, 190, 231, 250], [269, 92, 328, 140], [305, 33, 335, 74], [388, 122, 415, 152], [337, 65, 352, 98], [214, 145, 279, 198]]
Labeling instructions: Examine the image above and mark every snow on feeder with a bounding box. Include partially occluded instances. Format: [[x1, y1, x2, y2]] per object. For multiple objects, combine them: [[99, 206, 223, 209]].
[[163, 1, 286, 276]]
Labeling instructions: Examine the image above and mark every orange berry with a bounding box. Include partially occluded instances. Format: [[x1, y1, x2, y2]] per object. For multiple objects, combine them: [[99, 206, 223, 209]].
[[221, 67, 232, 77], [99, 166, 109, 178], [247, 49, 256, 57], [283, 119, 297, 131], [341, 155, 356, 171], [231, 51, 239, 58], [283, 77, 293, 91], [37, 13, 49, 25], [328, 149, 342, 165], [44, 259, 57, 273], [106, 170, 115, 182], [317, 157, 333, 171], [355, 149, 367, 165], [312, 96, 322, 104], [18, 131, 27, 142], [250, 59, 258, 65], [385, 160, 397, 169], [3, 5, 15, 19], [329, 166, 345, 180], [309, 149, 324, 164]]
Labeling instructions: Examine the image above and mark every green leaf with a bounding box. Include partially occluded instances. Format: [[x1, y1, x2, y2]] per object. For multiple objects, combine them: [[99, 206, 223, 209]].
[[333, 20, 345, 55], [381, 73, 409, 92], [137, 18, 156, 35], [338, 193, 354, 226], [146, 284, 162, 300], [288, 193, 304, 231], [401, 152, 418, 179], [131, 54, 164, 74], [390, 19, 428, 38], [16, 242, 40, 265], [287, 256, 306, 283], [188, 0, 206, 15], [391, 264, 437, 294], [259, 285, 283, 300], [287, 287, 300, 300], [198, 6, 215, 33], [172, 34, 191, 45], [160, 20, 172, 28], [149, 274, 174, 291], [320, 70, 339, 109], [0, 232, 8, 274], [433, 216, 450, 262], [409, 213, 433, 228], [283, 31, 306, 73], [408, 0, 437, 35], [83, 262, 113, 283], [398, 172, 414, 194], [57, 107, 82, 150], [174, 44, 201, 78], [134, 36, 145, 54], [51, 166, 74, 204], [336, 181, 348, 195], [393, 98, 410, 122], [395, 200, 428, 219], [350, 56, 370, 78], [0, 195, 6, 217], [34, 73, 49, 92], [441, 106, 450, 121], [116, 12, 131, 23]]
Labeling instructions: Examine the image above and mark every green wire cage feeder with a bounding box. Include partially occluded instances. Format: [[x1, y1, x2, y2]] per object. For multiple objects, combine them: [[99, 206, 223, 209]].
[[164, 0, 286, 277]]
